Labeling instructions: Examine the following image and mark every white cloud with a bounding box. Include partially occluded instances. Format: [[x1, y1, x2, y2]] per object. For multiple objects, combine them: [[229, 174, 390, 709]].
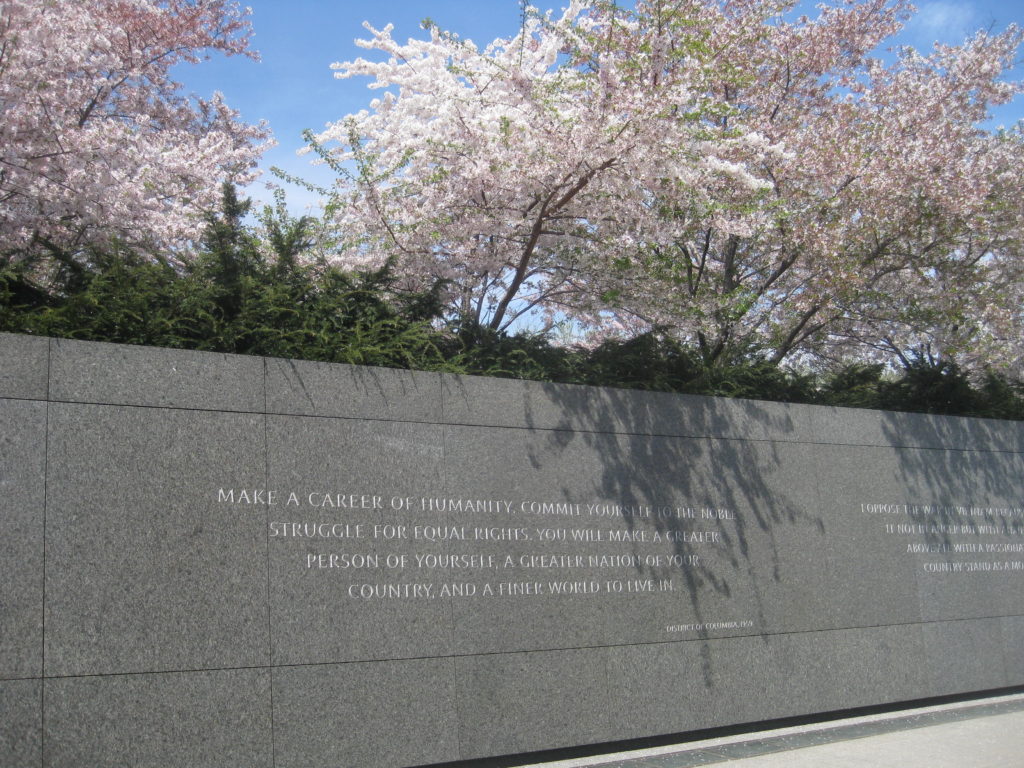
[[906, 1, 980, 44]]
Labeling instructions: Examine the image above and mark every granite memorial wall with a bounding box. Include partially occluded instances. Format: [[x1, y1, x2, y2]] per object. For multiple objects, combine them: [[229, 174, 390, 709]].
[[2, 331, 1024, 767]]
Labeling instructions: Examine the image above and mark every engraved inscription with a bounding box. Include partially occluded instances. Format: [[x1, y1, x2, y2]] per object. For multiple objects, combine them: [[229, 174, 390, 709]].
[[864, 503, 1024, 573], [216, 487, 737, 612]]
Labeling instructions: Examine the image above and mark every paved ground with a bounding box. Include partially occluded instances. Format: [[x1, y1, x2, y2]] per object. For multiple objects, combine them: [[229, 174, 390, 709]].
[[519, 692, 1024, 768]]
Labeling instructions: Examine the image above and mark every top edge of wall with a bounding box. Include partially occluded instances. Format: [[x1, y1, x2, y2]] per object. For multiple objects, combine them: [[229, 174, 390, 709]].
[[1, 332, 1021, 452]]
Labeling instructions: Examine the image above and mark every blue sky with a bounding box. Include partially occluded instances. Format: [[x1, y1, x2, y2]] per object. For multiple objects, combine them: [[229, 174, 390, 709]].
[[175, 0, 1024, 211]]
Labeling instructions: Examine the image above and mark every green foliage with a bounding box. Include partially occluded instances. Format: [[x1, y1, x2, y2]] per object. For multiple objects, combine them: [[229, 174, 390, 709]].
[[974, 372, 1024, 421], [2, 184, 1021, 421], [689, 356, 819, 404], [875, 356, 980, 416], [576, 335, 700, 391], [0, 184, 459, 373], [819, 363, 887, 410], [1, 246, 186, 345]]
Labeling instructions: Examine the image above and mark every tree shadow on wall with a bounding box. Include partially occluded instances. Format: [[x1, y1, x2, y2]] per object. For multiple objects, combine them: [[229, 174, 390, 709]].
[[515, 380, 828, 690], [879, 412, 1024, 564]]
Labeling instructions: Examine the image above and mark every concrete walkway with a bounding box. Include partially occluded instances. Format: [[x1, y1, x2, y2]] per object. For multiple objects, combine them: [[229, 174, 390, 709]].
[[520, 692, 1024, 768]]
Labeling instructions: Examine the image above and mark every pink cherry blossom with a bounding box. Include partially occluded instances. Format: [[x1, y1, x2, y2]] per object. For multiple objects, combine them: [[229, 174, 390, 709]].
[[0, 0, 270, 263], [312, 0, 1023, 372]]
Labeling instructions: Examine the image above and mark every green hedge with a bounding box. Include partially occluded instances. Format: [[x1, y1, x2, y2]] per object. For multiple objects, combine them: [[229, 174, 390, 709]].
[[3, 186, 1021, 420]]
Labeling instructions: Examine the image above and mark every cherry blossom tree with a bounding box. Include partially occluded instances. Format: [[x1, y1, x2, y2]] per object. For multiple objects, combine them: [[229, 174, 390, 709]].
[[308, 0, 766, 333], [0, 0, 270, 266], [598, 0, 1024, 373], [311, 0, 1023, 371]]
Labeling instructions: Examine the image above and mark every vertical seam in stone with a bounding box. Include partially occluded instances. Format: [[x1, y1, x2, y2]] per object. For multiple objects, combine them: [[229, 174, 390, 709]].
[[451, 654, 464, 762], [804, 406, 835, 631], [438, 371, 445, 425], [440, 389, 465, 760], [442, 424, 456, 655], [45, 337, 52, 402], [40, 341, 51, 768], [906, 446, 930, 628], [439, 378, 457, 653], [999, 598, 1013, 687], [263, 358, 277, 768], [602, 644, 614, 743]]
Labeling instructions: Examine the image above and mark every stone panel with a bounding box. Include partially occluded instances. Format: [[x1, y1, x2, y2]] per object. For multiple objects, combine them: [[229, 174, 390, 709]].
[[266, 414, 452, 665], [455, 649, 612, 759], [441, 373, 816, 442], [805, 624, 930, 711], [603, 639, 742, 740], [706, 625, 930, 718], [442, 373, 709, 435], [265, 356, 441, 422], [1001, 616, 1024, 681], [442, 425, 754, 655], [809, 441, 1024, 635], [921, 619, 1008, 695], [0, 332, 49, 400], [273, 658, 459, 768], [0, 679, 41, 767], [708, 439, 833, 634], [48, 337, 264, 411], [810, 444, 931, 629], [700, 396, 818, 444], [44, 404, 269, 676], [0, 399, 46, 678], [605, 624, 928, 740], [43, 669, 272, 768], [913, 450, 1024, 622], [808, 405, 1024, 453]]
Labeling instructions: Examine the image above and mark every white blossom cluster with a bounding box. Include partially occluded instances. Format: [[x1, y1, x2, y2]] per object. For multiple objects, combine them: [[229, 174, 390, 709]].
[[309, 0, 1024, 371], [0, 0, 270, 260]]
